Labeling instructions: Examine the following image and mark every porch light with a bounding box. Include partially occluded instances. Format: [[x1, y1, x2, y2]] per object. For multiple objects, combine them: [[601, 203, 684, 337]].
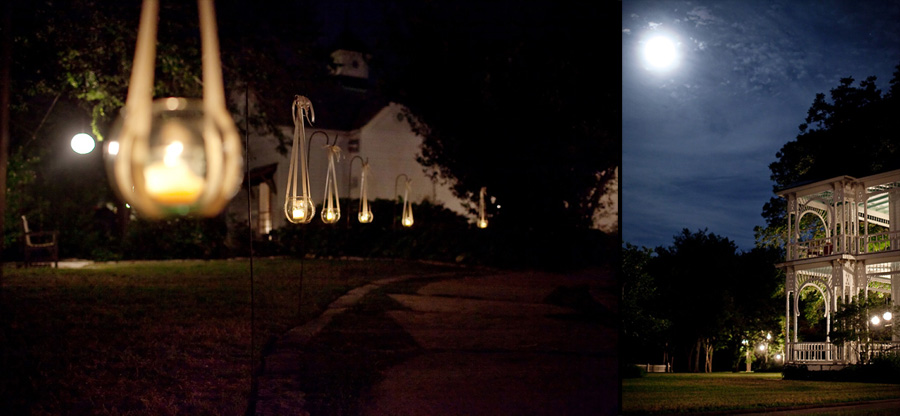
[[107, 0, 241, 218], [284, 96, 315, 223], [320, 144, 341, 224], [477, 187, 488, 229]]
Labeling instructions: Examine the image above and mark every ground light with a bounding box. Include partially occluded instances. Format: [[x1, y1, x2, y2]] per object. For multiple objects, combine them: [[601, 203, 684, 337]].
[[107, 0, 241, 218], [284, 95, 315, 223]]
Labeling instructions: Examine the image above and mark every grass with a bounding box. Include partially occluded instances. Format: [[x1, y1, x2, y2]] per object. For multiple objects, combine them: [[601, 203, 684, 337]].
[[0, 258, 457, 415], [622, 372, 900, 415]]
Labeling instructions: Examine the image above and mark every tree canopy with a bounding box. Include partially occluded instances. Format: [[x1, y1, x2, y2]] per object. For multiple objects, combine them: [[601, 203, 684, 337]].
[[623, 230, 782, 372], [756, 63, 900, 248]]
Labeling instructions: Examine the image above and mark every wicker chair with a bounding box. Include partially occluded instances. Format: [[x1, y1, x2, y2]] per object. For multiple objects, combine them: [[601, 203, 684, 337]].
[[22, 215, 58, 268]]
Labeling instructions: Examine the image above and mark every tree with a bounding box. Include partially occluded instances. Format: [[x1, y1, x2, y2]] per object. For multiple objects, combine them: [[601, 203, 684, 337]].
[[756, 63, 900, 248], [624, 230, 783, 372], [374, 1, 619, 234], [621, 243, 670, 366]]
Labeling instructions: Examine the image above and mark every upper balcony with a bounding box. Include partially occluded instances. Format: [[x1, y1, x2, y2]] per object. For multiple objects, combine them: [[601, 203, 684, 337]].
[[778, 169, 900, 263]]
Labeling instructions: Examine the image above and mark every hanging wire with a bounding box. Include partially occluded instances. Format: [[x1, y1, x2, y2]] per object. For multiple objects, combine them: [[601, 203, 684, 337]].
[[243, 82, 256, 405]]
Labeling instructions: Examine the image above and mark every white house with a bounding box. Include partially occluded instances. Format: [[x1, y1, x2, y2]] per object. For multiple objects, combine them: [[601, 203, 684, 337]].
[[225, 43, 468, 236]]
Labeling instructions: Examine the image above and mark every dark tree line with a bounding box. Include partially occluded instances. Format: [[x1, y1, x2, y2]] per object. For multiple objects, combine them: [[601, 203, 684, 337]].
[[623, 229, 783, 373]]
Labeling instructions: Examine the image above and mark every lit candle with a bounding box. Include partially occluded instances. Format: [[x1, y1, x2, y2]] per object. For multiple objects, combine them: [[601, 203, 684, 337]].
[[143, 121, 205, 206]]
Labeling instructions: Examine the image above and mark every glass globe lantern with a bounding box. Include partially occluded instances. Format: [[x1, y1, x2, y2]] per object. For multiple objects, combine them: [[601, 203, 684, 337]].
[[401, 178, 414, 227], [107, 0, 242, 219], [320, 144, 341, 224], [284, 96, 316, 224], [477, 187, 488, 229], [357, 160, 373, 223]]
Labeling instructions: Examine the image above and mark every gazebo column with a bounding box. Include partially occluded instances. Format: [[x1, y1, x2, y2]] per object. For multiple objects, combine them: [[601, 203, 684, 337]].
[[890, 189, 899, 251]]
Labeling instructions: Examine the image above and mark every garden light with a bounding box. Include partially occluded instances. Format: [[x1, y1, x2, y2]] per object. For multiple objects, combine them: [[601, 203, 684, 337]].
[[284, 96, 315, 223], [71, 133, 95, 154], [107, 0, 242, 218], [349, 156, 373, 224], [320, 143, 341, 224], [395, 174, 413, 227], [477, 186, 488, 229]]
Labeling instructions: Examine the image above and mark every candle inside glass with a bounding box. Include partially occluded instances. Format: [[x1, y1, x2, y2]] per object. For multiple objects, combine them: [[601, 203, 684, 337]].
[[144, 121, 205, 205]]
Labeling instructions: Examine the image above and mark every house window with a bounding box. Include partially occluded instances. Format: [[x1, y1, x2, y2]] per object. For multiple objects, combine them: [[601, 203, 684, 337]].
[[258, 182, 272, 235]]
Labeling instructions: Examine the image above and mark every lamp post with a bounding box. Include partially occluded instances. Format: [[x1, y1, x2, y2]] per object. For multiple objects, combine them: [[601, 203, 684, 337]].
[[106, 0, 242, 219], [394, 173, 413, 228]]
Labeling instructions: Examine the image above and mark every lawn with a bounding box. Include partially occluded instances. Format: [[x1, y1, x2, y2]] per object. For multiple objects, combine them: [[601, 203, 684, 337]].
[[622, 372, 900, 415], [0, 258, 457, 415]]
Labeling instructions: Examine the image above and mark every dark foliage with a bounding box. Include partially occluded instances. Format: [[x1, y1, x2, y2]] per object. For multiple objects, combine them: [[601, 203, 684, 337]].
[[623, 230, 783, 372], [758, 63, 900, 247]]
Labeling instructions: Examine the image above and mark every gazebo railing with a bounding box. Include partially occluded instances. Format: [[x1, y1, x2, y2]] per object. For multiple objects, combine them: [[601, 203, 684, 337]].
[[787, 230, 900, 260], [788, 342, 842, 362]]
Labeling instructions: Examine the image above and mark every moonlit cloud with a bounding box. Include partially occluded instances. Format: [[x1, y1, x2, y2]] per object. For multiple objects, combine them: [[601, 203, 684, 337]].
[[623, 0, 900, 250]]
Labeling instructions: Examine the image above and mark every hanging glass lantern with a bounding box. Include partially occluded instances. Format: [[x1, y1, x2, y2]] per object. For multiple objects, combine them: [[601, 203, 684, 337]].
[[284, 96, 316, 224], [401, 178, 414, 227], [320, 144, 341, 224], [477, 186, 488, 228], [106, 0, 242, 219], [357, 160, 373, 223]]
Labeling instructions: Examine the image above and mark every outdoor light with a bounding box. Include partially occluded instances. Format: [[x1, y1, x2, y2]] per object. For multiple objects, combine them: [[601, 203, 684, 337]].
[[349, 156, 373, 224], [776, 354, 782, 361], [884, 311, 893, 322], [284, 96, 315, 224], [71, 133, 95, 154], [871, 315, 881, 326], [107, 0, 242, 218], [395, 174, 414, 227], [320, 143, 341, 224], [766, 333, 772, 341], [477, 186, 488, 229]]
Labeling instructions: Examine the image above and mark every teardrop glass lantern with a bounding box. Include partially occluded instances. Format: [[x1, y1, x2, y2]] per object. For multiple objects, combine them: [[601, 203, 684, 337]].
[[401, 178, 414, 227], [106, 0, 242, 219], [477, 187, 488, 228], [284, 96, 316, 224], [357, 160, 373, 223], [320, 144, 341, 224]]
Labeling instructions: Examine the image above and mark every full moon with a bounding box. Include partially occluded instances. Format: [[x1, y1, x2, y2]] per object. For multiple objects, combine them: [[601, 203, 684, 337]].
[[643, 35, 678, 70]]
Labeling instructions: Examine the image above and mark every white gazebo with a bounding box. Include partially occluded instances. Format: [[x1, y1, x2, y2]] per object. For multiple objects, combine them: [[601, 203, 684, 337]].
[[777, 168, 899, 369]]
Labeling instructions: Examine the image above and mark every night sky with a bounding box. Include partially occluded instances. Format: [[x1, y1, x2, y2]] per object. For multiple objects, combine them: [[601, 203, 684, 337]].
[[622, 0, 900, 251]]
